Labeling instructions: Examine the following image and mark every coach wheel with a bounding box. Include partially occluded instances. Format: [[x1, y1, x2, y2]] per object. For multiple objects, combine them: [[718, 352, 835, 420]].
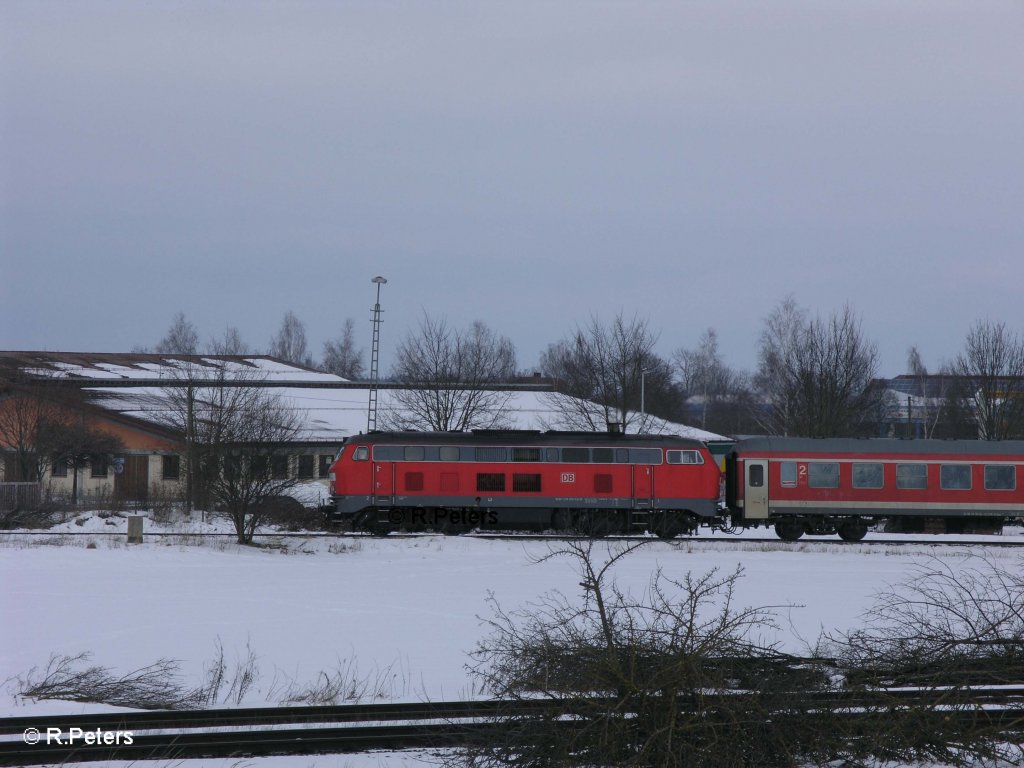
[[837, 519, 868, 542], [774, 519, 804, 541]]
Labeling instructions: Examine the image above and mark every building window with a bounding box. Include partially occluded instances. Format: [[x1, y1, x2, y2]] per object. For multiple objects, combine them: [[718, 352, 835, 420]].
[[318, 454, 333, 477], [271, 454, 289, 479], [512, 473, 541, 492], [162, 455, 180, 481], [896, 464, 928, 490], [91, 458, 108, 478], [51, 457, 68, 478], [984, 465, 1016, 491], [940, 464, 972, 490], [808, 462, 839, 488], [852, 463, 884, 489], [477, 473, 505, 492], [297, 455, 315, 479]]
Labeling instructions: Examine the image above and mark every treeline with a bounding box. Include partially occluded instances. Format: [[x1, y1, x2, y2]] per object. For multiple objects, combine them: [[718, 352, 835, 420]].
[[145, 301, 1024, 440]]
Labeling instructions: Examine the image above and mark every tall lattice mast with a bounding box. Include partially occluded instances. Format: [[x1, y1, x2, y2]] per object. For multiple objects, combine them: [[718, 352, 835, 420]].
[[367, 275, 387, 432]]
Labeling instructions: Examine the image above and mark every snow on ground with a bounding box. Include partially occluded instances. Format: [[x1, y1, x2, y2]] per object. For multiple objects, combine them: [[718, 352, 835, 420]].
[[1, 515, 1022, 766]]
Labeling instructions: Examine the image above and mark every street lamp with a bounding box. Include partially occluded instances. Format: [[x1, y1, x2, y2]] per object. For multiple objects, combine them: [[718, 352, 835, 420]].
[[640, 367, 651, 431], [367, 276, 387, 432]]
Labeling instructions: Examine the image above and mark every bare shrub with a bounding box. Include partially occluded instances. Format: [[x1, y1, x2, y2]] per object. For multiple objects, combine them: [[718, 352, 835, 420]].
[[268, 656, 407, 705], [16, 653, 204, 710], [463, 540, 841, 768]]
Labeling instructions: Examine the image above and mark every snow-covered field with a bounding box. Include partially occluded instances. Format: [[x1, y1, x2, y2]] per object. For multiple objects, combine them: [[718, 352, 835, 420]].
[[2, 513, 1023, 766]]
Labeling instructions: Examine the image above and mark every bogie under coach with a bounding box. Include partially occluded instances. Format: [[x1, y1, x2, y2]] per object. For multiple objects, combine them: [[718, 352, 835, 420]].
[[727, 437, 1024, 541], [327, 430, 723, 537]]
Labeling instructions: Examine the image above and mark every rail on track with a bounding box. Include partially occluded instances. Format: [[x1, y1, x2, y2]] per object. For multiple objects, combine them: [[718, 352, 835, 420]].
[[2, 686, 1022, 766]]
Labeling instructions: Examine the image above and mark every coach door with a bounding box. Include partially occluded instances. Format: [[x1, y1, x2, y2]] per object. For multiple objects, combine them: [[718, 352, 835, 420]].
[[373, 461, 395, 505], [744, 459, 770, 520]]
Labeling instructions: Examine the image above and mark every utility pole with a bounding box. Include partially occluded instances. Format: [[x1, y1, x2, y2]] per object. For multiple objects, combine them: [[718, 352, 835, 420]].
[[367, 276, 387, 432]]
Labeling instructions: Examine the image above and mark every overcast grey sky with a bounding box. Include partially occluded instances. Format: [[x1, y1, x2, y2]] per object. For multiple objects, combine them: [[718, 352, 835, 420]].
[[2, 1, 1022, 377]]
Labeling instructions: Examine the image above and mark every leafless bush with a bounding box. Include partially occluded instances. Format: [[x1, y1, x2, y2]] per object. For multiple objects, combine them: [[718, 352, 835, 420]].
[[820, 554, 1024, 766], [463, 540, 840, 768], [199, 638, 260, 706], [16, 653, 204, 710], [268, 656, 407, 704]]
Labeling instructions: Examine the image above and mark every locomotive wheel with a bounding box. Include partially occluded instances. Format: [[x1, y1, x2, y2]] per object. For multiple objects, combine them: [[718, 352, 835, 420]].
[[774, 519, 804, 541], [581, 510, 619, 537], [551, 509, 574, 532], [837, 519, 868, 542], [651, 512, 684, 540]]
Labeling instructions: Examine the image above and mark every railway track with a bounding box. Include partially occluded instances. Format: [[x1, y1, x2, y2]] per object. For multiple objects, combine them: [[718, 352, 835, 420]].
[[1, 688, 1022, 766], [3, 528, 1024, 548]]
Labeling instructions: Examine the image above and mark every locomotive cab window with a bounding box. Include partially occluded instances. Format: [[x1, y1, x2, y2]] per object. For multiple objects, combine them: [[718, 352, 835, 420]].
[[852, 463, 884, 489], [896, 464, 927, 490], [667, 450, 704, 465], [940, 464, 972, 490], [985, 465, 1016, 491]]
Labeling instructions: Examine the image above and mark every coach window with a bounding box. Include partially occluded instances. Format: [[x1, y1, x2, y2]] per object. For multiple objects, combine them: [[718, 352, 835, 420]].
[[808, 462, 839, 488], [852, 463, 884, 489], [780, 462, 797, 487], [353, 446, 369, 461], [940, 464, 972, 490], [896, 464, 927, 490], [512, 447, 542, 462], [592, 447, 614, 463], [439, 446, 460, 462], [984, 465, 1016, 491], [562, 447, 590, 463], [667, 450, 704, 465]]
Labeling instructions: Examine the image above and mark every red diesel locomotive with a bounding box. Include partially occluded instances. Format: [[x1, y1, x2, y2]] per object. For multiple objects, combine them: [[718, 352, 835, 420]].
[[326, 430, 723, 536], [726, 437, 1024, 541]]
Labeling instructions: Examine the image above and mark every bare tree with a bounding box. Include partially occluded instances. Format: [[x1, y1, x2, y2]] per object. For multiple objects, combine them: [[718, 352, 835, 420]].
[[269, 311, 315, 368], [153, 361, 304, 540], [0, 384, 63, 482], [540, 314, 670, 433], [385, 315, 517, 431], [754, 299, 880, 437], [156, 312, 200, 355], [208, 326, 251, 356], [673, 328, 756, 434], [947, 320, 1024, 439], [322, 318, 366, 379]]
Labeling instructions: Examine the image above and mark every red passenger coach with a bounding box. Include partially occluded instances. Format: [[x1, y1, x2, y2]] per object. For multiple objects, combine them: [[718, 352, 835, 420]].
[[726, 437, 1024, 541], [328, 430, 723, 537]]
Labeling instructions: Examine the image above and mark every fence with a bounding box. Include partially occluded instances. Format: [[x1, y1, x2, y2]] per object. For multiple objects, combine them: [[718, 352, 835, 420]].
[[0, 482, 41, 511]]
